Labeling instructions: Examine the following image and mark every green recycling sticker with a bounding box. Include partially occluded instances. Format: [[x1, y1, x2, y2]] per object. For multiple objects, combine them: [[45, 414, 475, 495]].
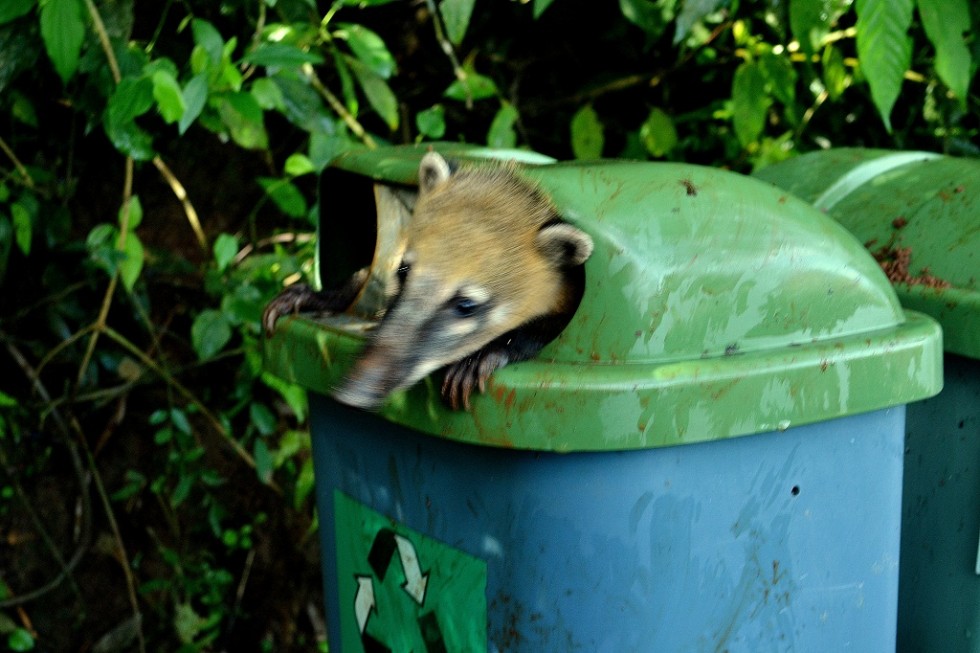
[[334, 491, 488, 652]]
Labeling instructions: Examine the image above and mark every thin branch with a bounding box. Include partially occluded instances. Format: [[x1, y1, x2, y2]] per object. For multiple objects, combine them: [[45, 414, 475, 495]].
[[0, 134, 36, 190], [423, 0, 471, 108], [82, 0, 121, 83], [101, 326, 280, 494], [303, 64, 378, 149], [0, 339, 90, 610], [152, 156, 208, 251]]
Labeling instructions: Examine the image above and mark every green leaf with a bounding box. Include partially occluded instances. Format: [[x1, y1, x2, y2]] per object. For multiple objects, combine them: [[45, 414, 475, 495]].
[[251, 77, 285, 111], [244, 42, 324, 68], [0, 216, 11, 283], [258, 177, 308, 218], [487, 103, 518, 148], [619, 0, 670, 37], [332, 48, 358, 115], [151, 70, 185, 123], [250, 403, 277, 436], [116, 232, 144, 292], [758, 52, 797, 108], [0, 0, 34, 25], [732, 61, 771, 147], [218, 92, 269, 149], [220, 284, 263, 325], [118, 195, 142, 230], [444, 69, 498, 102], [284, 153, 315, 177], [174, 602, 207, 644], [790, 0, 850, 55], [254, 438, 274, 484], [309, 130, 349, 170], [639, 107, 678, 157], [39, 0, 84, 84], [104, 76, 155, 159], [191, 19, 223, 64], [335, 23, 395, 78], [169, 408, 192, 435], [533, 0, 558, 19], [178, 73, 208, 135], [917, 0, 971, 103], [213, 233, 239, 272], [822, 44, 849, 101], [261, 372, 308, 422], [348, 58, 398, 130], [6, 628, 34, 652], [439, 0, 475, 44], [11, 202, 32, 255], [674, 0, 726, 44], [191, 309, 232, 360], [416, 104, 446, 139], [855, 0, 913, 132], [570, 104, 604, 159], [10, 91, 38, 127]]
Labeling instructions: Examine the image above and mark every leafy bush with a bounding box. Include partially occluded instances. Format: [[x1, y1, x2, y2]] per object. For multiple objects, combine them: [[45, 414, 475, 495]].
[[0, 0, 976, 650]]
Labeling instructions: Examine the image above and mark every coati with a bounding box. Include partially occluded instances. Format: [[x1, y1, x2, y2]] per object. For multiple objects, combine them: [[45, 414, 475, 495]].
[[262, 152, 594, 410]]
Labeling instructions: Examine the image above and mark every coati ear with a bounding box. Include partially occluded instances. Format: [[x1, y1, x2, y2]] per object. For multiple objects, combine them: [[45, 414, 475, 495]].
[[419, 152, 452, 195], [535, 223, 594, 267]]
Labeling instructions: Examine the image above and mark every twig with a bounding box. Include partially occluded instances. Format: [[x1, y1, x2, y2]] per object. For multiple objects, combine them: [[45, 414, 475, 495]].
[[101, 326, 280, 495], [423, 0, 472, 108], [82, 0, 120, 83], [303, 64, 378, 149], [152, 156, 208, 251], [0, 134, 36, 189], [0, 339, 90, 609]]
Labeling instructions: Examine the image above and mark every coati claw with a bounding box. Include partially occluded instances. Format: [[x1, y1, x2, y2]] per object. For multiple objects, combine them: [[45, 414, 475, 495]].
[[441, 350, 509, 410], [262, 268, 369, 337], [262, 283, 316, 337]]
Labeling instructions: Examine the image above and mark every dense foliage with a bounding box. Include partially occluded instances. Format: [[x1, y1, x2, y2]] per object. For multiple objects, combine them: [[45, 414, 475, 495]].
[[0, 0, 976, 650]]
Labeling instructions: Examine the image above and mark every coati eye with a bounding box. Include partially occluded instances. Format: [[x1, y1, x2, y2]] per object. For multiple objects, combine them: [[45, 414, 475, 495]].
[[452, 297, 480, 318], [396, 262, 410, 283]]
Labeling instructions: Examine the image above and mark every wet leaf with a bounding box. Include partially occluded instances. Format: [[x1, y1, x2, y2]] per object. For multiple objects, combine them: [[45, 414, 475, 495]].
[[116, 231, 144, 292], [0, 0, 34, 25], [39, 0, 84, 84], [179, 73, 208, 134], [244, 42, 324, 68], [486, 103, 518, 148], [416, 104, 446, 139], [640, 107, 678, 157], [571, 104, 604, 159], [855, 0, 913, 132], [336, 23, 394, 78], [152, 69, 185, 123], [732, 61, 771, 146], [213, 233, 239, 272], [439, 0, 475, 44], [191, 309, 232, 360], [917, 0, 970, 103]]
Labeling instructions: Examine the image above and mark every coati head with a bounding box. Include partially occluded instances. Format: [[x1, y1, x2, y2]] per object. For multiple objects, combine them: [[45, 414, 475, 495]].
[[333, 152, 594, 410]]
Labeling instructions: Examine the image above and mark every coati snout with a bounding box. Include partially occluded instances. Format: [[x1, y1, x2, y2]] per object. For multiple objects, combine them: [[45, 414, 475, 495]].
[[262, 152, 593, 410]]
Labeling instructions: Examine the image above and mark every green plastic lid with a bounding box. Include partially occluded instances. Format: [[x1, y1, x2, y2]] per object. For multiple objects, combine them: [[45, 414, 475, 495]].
[[755, 148, 979, 360], [265, 144, 942, 451]]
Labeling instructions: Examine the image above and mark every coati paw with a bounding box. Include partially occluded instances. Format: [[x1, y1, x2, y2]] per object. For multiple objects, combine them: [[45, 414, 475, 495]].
[[441, 350, 510, 411], [262, 284, 317, 337]]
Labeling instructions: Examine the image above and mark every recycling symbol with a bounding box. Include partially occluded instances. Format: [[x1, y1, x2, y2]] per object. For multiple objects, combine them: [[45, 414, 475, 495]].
[[353, 528, 446, 653]]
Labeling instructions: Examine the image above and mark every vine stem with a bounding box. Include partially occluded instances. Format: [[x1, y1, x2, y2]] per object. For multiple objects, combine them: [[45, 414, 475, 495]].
[[423, 0, 472, 108], [303, 63, 377, 149], [0, 134, 36, 189], [0, 340, 90, 610]]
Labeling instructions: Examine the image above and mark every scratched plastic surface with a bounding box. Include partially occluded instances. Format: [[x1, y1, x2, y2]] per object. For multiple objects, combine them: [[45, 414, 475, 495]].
[[311, 395, 906, 652], [264, 144, 942, 451], [755, 149, 980, 653]]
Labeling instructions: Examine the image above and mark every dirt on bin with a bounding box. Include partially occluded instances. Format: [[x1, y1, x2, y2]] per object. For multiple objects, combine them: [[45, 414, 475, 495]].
[[865, 218, 951, 289]]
